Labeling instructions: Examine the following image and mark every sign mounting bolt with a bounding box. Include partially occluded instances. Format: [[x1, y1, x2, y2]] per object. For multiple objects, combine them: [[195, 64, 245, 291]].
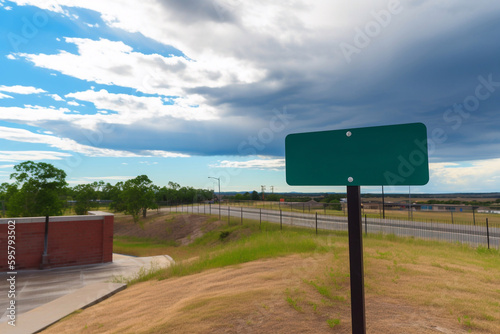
[[346, 131, 352, 137], [348, 177, 354, 183]]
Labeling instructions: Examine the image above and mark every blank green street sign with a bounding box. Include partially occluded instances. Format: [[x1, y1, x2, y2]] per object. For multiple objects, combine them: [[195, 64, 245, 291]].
[[285, 123, 429, 186]]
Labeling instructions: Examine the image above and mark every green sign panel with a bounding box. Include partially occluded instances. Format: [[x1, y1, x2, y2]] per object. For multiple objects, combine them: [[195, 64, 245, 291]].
[[285, 123, 429, 186]]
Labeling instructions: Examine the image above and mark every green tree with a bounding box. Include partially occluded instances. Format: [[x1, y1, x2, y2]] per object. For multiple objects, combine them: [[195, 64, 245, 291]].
[[251, 190, 260, 201], [156, 182, 181, 205], [73, 183, 98, 215], [0, 182, 17, 217], [8, 161, 67, 217], [91, 180, 105, 200], [168, 181, 180, 191], [107, 182, 126, 212], [120, 175, 157, 222], [266, 194, 280, 201]]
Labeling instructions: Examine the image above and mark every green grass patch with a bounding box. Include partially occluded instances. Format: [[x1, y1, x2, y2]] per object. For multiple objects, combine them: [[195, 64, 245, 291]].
[[114, 235, 178, 247], [458, 315, 476, 331], [306, 280, 345, 302], [219, 231, 230, 241], [303, 264, 349, 305], [157, 230, 332, 281], [285, 288, 303, 312], [326, 318, 341, 328], [113, 236, 178, 257]]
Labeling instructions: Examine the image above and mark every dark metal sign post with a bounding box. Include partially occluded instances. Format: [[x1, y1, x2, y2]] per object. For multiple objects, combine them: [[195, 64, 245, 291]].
[[347, 186, 366, 332], [285, 123, 429, 334]]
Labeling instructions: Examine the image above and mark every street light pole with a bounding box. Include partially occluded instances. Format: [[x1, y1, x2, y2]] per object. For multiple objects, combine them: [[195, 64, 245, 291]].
[[208, 177, 221, 219]]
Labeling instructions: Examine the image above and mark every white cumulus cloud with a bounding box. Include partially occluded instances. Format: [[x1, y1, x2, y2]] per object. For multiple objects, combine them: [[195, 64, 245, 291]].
[[49, 94, 65, 101], [18, 37, 265, 97], [0, 85, 47, 94], [0, 151, 71, 162], [66, 89, 218, 123], [396, 159, 500, 193], [9, 0, 69, 15], [429, 159, 500, 189], [0, 126, 189, 159], [211, 158, 285, 171], [67, 175, 136, 185]]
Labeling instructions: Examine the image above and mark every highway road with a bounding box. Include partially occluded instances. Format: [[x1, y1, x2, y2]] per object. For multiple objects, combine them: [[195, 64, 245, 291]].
[[164, 204, 500, 249]]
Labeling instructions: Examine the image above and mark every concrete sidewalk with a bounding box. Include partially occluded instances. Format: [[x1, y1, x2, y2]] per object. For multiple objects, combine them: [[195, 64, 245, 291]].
[[0, 254, 173, 333]]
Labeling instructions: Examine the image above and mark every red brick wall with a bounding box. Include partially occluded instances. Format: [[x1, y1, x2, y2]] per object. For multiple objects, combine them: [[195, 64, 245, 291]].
[[0, 213, 114, 271]]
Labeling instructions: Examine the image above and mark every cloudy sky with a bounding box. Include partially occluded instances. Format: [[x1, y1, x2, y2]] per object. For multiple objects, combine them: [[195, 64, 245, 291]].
[[1, 0, 499, 194]]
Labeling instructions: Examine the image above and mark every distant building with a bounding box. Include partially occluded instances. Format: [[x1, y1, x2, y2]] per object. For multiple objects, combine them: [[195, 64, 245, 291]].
[[341, 201, 487, 213]]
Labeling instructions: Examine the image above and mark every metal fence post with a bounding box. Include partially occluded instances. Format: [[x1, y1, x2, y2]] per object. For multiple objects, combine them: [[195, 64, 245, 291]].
[[473, 207, 476, 226], [241, 207, 243, 224], [280, 209, 282, 230], [260, 208, 262, 230], [228, 206, 230, 225], [486, 218, 490, 249], [365, 214, 367, 236], [315, 212, 318, 235]]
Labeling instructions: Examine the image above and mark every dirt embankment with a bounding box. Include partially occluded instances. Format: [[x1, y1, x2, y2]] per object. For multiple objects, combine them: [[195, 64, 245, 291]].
[[114, 212, 225, 245]]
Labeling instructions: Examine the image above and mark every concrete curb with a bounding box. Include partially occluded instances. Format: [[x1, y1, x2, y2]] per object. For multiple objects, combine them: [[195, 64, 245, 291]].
[[0, 282, 126, 334]]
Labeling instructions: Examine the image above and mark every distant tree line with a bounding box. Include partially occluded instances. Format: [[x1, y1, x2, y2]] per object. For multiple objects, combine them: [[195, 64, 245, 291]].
[[0, 161, 353, 221], [227, 192, 344, 204], [0, 161, 213, 222]]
